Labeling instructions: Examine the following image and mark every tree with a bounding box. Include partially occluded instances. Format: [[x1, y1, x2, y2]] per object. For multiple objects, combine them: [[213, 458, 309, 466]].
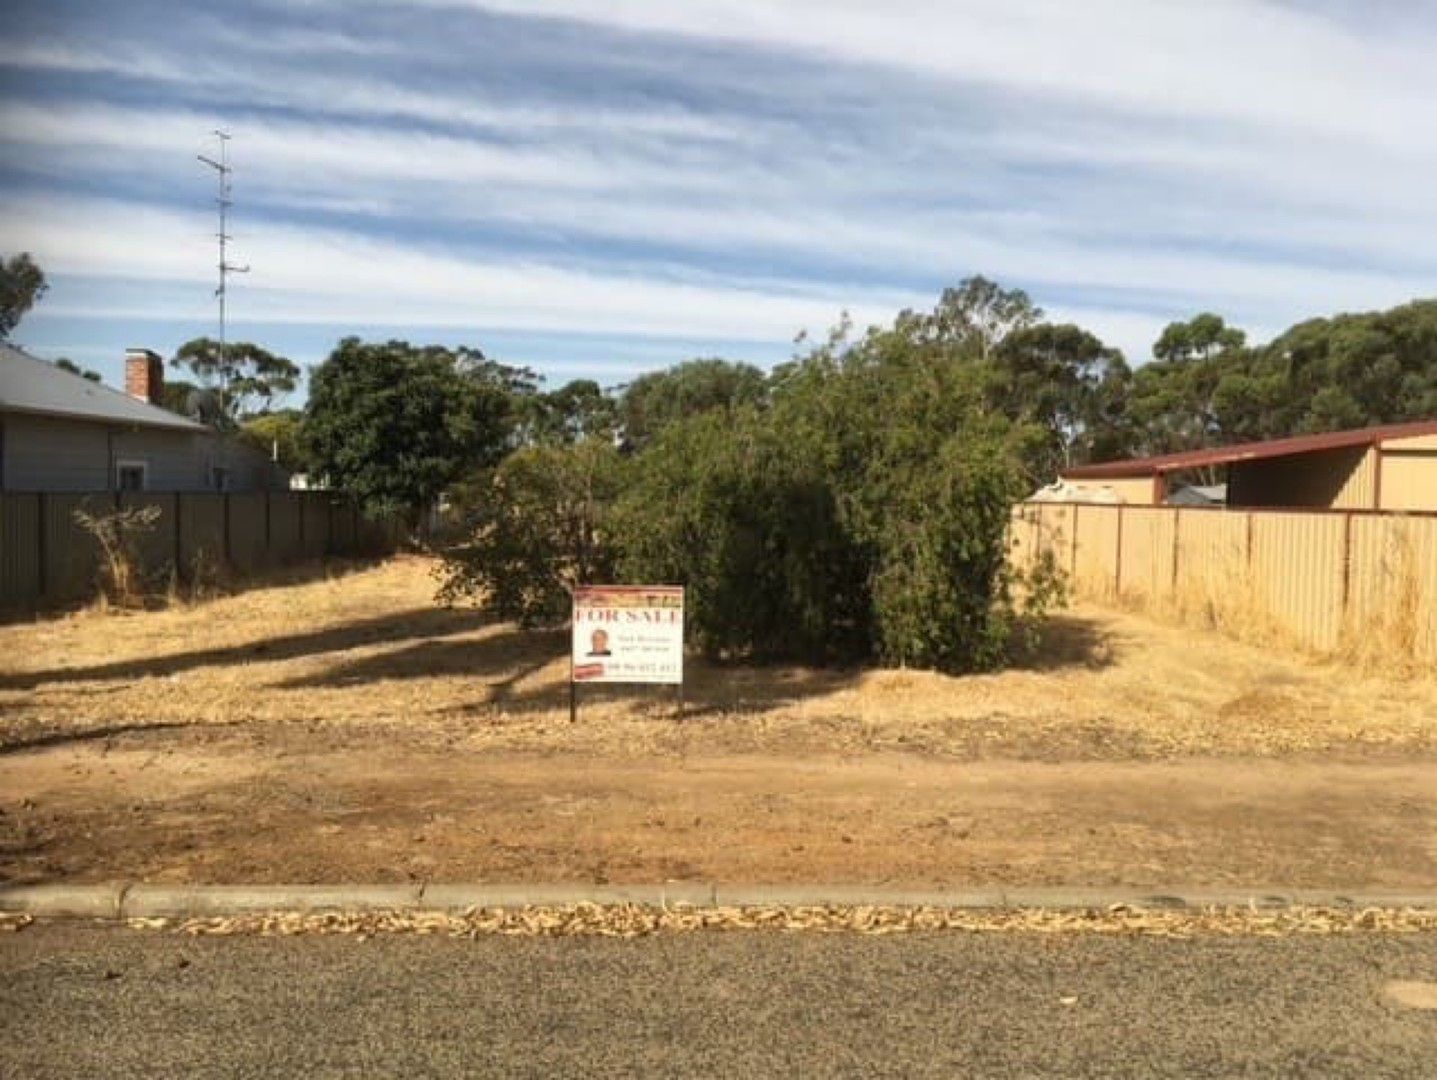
[[54, 357, 102, 382], [159, 379, 204, 417], [171, 338, 300, 424], [304, 338, 518, 526], [1127, 313, 1250, 455], [988, 323, 1132, 475], [518, 379, 618, 446], [617, 358, 768, 444], [0, 253, 47, 341], [895, 275, 1042, 359], [240, 410, 309, 474], [437, 440, 624, 624]]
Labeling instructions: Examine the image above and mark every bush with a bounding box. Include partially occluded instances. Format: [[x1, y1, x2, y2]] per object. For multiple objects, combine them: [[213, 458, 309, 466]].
[[612, 411, 869, 662], [436, 285, 1068, 673], [435, 440, 624, 625]]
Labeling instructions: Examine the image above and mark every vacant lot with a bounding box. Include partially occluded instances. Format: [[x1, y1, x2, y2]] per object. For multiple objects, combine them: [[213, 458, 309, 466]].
[[3, 557, 1435, 886]]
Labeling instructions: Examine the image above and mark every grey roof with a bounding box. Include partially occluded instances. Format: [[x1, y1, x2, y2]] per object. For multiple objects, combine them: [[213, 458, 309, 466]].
[[0, 343, 206, 432]]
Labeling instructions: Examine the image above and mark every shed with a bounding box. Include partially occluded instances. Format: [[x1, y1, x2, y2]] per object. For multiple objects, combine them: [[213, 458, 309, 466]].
[[1058, 420, 1437, 511]]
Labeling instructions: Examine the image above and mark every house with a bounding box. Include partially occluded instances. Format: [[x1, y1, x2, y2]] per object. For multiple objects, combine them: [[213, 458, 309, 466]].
[[1057, 420, 1437, 511], [0, 343, 288, 492]]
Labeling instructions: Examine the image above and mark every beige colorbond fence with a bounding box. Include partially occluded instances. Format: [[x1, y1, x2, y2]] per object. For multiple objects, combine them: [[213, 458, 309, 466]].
[[0, 491, 402, 612], [1012, 502, 1437, 667]]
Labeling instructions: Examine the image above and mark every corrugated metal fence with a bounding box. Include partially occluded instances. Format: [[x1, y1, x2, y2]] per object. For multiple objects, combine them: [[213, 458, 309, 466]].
[[0, 491, 402, 612], [1012, 502, 1437, 666]]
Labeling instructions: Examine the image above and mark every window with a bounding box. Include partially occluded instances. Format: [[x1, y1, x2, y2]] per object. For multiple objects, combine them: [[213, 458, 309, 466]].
[[115, 459, 147, 492]]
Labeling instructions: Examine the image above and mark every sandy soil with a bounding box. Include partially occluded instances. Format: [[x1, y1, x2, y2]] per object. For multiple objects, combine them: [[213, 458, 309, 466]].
[[2, 557, 1434, 887]]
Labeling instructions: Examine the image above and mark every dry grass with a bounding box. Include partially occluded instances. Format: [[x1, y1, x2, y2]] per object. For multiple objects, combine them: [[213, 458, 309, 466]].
[[3, 555, 1435, 759], [113, 904, 1437, 939]]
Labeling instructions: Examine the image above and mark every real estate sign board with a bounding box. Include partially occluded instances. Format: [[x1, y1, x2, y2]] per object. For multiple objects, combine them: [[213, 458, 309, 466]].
[[571, 585, 684, 685]]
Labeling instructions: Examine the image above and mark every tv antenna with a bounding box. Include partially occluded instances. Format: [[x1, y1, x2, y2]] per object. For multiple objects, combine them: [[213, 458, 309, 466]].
[[197, 130, 249, 416]]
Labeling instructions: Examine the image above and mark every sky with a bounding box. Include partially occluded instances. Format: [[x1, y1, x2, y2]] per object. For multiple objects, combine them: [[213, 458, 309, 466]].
[[2, 0, 1434, 398]]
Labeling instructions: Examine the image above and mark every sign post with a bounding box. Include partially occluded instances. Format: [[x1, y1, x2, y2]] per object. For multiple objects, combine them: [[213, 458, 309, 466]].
[[570, 585, 684, 722]]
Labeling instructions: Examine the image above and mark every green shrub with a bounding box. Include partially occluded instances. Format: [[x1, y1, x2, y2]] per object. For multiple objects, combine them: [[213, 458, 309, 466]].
[[435, 440, 624, 625]]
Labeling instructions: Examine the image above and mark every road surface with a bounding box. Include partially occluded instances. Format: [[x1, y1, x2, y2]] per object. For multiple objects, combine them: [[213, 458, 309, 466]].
[[3, 924, 1436, 1077]]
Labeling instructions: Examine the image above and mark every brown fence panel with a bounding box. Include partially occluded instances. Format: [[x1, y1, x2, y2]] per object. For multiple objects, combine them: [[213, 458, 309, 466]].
[[117, 491, 180, 583], [43, 492, 111, 603], [328, 498, 358, 555], [178, 493, 226, 576], [301, 493, 330, 558], [226, 492, 268, 572], [0, 494, 42, 607], [267, 493, 303, 562]]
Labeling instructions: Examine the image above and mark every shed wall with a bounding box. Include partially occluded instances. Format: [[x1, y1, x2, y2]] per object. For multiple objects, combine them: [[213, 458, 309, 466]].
[[1378, 446, 1437, 512], [1227, 445, 1374, 509]]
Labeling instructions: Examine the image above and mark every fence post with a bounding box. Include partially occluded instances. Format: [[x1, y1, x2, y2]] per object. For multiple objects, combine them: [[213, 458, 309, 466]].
[[172, 493, 183, 581], [1171, 507, 1181, 593], [36, 491, 48, 600], [1114, 503, 1125, 598], [1340, 512, 1354, 618], [1070, 503, 1080, 579], [222, 493, 232, 568]]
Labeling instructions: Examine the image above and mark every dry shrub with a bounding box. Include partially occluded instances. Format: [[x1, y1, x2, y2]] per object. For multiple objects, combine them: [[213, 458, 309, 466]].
[[73, 503, 162, 610], [1338, 522, 1427, 675]]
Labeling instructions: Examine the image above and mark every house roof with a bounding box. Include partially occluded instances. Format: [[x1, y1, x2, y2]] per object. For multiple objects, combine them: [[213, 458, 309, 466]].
[[0, 343, 207, 432], [1062, 419, 1437, 480]]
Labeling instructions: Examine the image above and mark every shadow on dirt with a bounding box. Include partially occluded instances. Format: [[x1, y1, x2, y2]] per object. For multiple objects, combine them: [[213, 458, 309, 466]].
[[0, 605, 494, 691]]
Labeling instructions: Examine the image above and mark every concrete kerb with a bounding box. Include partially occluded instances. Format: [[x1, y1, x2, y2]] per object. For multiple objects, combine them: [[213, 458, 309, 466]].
[[2, 884, 1436, 921]]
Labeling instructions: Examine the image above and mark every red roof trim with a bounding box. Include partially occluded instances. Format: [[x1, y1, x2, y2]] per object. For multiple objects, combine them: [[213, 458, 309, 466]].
[[1061, 419, 1437, 480]]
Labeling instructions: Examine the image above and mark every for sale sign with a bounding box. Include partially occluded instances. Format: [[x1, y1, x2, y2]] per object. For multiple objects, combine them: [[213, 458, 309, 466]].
[[571, 585, 684, 684]]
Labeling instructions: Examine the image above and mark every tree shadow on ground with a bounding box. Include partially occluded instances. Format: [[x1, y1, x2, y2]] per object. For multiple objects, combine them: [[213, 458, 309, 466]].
[[275, 623, 861, 718], [0, 605, 494, 691], [1010, 612, 1119, 672], [273, 610, 1118, 718], [278, 626, 567, 711]]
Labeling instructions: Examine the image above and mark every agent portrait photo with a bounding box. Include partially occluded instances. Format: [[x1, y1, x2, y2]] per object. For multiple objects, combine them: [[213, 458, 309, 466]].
[[588, 629, 613, 656]]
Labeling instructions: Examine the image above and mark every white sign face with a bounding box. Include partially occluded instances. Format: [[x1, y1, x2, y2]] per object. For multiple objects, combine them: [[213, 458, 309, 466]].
[[571, 585, 684, 685]]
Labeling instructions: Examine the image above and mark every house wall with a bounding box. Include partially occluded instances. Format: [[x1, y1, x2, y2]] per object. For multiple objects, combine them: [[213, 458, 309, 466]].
[[1097, 477, 1159, 505], [2, 412, 113, 491], [1227, 445, 1375, 509], [1, 412, 286, 493], [1379, 435, 1437, 512]]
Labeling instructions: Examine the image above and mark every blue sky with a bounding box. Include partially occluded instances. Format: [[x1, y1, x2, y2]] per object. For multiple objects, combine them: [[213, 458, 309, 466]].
[[3, 0, 1434, 399]]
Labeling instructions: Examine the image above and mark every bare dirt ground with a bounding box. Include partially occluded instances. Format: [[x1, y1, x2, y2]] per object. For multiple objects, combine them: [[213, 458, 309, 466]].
[[3, 557, 1435, 887]]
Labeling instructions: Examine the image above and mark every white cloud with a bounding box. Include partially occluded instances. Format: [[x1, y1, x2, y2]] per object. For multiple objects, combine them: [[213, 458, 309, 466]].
[[0, 194, 912, 342]]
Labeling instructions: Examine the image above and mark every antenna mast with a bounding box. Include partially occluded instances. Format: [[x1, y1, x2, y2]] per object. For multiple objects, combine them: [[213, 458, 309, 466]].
[[197, 130, 249, 417]]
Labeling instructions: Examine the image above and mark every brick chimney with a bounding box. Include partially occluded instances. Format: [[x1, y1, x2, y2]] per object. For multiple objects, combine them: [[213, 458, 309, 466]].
[[125, 348, 164, 405]]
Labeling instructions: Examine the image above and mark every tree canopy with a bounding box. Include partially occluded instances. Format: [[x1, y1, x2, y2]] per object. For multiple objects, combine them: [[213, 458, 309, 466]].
[[1, 252, 48, 341], [171, 338, 301, 424], [303, 338, 524, 524], [616, 358, 768, 445]]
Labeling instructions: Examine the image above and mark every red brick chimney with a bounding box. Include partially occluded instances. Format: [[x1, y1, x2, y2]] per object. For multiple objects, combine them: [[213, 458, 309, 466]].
[[125, 348, 164, 405]]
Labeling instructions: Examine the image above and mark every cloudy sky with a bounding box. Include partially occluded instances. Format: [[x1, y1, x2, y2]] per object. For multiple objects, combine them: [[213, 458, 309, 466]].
[[2, 0, 1434, 395]]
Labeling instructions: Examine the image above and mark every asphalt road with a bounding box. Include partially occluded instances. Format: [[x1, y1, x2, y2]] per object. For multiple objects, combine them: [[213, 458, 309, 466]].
[[3, 925, 1436, 1078]]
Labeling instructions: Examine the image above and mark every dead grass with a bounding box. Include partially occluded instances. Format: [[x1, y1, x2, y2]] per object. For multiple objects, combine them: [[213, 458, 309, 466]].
[[3, 555, 1435, 759], [115, 904, 1437, 939]]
